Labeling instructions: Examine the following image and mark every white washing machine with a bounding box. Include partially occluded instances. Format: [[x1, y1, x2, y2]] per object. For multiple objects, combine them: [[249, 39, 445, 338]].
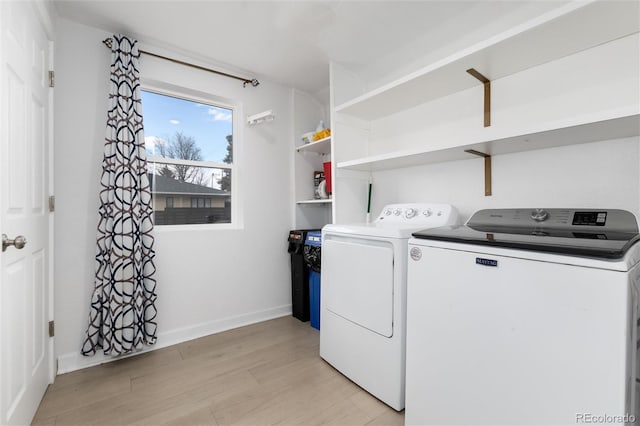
[[320, 203, 458, 411], [406, 208, 640, 425]]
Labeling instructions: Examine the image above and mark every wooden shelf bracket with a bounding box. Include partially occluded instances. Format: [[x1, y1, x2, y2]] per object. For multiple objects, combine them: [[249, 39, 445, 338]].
[[466, 68, 491, 127], [464, 149, 492, 196]]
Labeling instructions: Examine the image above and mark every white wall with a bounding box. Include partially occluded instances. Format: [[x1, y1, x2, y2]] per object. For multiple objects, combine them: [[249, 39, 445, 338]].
[[371, 137, 640, 222], [54, 19, 295, 373]]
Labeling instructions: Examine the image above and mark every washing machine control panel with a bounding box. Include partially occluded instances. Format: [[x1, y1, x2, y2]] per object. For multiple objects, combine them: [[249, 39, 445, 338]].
[[376, 203, 458, 227], [530, 208, 549, 222], [466, 208, 638, 233]]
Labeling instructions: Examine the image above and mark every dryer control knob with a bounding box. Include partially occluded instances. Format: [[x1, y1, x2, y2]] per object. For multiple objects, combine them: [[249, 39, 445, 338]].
[[405, 208, 416, 219], [423, 209, 432, 217], [384, 209, 392, 216], [394, 208, 402, 216], [531, 208, 549, 222]]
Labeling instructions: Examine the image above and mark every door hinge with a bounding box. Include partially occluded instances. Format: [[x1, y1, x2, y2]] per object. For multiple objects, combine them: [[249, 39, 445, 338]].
[[48, 70, 55, 88], [48, 195, 55, 212], [48, 320, 55, 337]]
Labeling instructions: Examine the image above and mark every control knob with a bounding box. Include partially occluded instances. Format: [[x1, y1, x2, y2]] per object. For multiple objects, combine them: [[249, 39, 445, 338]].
[[384, 209, 392, 216], [422, 209, 432, 217], [394, 208, 402, 216], [530, 208, 549, 222], [405, 208, 416, 219]]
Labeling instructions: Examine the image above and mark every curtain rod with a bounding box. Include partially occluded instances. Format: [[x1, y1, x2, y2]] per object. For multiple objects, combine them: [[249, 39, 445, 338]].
[[102, 38, 260, 88]]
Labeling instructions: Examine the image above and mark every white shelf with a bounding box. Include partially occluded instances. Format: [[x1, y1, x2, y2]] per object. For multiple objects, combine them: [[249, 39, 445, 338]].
[[337, 109, 640, 172], [295, 137, 331, 154], [297, 199, 333, 205], [334, 1, 640, 121]]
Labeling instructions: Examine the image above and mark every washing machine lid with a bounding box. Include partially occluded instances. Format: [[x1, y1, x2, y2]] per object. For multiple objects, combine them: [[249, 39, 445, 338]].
[[412, 208, 640, 259]]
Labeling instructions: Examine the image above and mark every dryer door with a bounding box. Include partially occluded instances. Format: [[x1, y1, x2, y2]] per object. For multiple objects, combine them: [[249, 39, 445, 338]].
[[323, 237, 394, 337]]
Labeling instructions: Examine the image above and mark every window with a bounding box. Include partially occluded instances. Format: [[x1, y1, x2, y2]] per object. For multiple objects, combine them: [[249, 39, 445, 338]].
[[190, 198, 212, 208], [141, 89, 235, 226]]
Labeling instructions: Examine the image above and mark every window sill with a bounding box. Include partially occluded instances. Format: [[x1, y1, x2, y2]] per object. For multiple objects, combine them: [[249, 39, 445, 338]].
[[153, 223, 243, 232]]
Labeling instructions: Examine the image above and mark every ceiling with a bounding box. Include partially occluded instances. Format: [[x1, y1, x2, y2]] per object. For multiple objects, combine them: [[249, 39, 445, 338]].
[[53, 1, 569, 95]]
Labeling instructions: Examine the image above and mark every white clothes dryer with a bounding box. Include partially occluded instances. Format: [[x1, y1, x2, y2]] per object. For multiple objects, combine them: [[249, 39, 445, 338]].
[[406, 208, 640, 425], [320, 203, 458, 411]]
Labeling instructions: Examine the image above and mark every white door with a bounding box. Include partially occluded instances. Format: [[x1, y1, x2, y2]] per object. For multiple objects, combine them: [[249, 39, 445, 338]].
[[323, 236, 394, 337], [1, 1, 52, 424]]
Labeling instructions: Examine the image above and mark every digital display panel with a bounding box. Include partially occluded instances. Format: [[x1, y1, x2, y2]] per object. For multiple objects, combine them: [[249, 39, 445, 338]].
[[572, 211, 607, 226]]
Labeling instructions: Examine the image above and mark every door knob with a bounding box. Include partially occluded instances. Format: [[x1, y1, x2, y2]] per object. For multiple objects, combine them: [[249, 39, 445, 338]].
[[2, 234, 27, 252]]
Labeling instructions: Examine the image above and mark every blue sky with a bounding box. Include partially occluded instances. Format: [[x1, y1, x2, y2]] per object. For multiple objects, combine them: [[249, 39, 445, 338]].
[[141, 90, 232, 163]]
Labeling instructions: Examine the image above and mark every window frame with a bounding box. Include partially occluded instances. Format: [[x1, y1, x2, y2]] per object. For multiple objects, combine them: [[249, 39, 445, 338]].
[[140, 79, 242, 230]]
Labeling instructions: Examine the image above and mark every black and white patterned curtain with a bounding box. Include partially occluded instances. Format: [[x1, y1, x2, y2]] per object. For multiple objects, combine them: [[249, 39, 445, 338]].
[[82, 34, 158, 356]]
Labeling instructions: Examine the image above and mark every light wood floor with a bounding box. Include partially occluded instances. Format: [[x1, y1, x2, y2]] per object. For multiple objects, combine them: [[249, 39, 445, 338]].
[[32, 316, 404, 426]]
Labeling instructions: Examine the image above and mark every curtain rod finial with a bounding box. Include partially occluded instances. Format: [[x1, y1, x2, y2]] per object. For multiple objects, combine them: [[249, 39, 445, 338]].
[[102, 38, 113, 49], [243, 79, 260, 88]]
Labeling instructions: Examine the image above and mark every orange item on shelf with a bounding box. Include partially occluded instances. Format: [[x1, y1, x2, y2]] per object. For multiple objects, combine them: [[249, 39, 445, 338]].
[[312, 128, 331, 141]]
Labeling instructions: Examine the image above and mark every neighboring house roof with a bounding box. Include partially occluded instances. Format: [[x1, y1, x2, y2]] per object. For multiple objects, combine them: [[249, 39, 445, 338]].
[[148, 174, 229, 197]]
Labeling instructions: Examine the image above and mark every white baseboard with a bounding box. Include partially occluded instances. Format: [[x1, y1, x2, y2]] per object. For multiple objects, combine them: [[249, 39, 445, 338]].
[[56, 304, 292, 375]]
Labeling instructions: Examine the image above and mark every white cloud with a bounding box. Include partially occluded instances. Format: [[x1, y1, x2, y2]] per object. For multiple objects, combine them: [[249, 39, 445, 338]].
[[144, 136, 166, 156], [207, 107, 232, 122], [169, 119, 180, 125]]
